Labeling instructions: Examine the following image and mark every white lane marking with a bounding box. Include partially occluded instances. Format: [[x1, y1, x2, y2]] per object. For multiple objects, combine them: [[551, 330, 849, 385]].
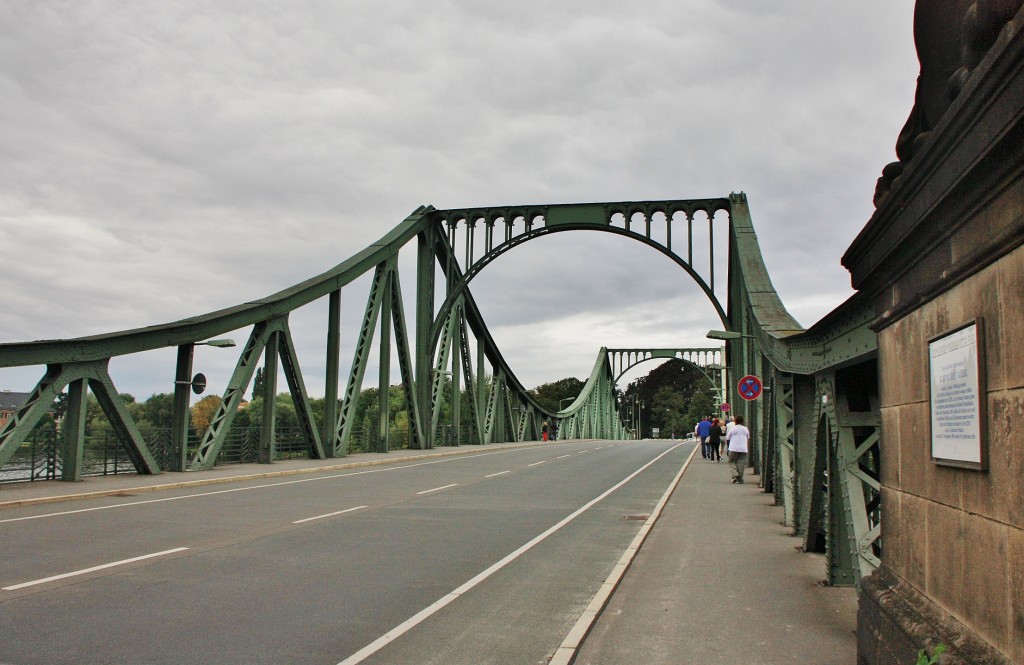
[[337, 442, 687, 665], [485, 471, 511, 478], [3, 547, 189, 591], [416, 484, 458, 495], [594, 447, 604, 450], [0, 449, 528, 525], [557, 455, 572, 459], [293, 506, 368, 524], [527, 461, 547, 467], [577, 450, 591, 454]]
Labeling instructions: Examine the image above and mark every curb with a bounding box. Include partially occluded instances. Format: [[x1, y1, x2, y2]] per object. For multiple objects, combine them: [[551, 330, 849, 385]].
[[549, 442, 699, 665]]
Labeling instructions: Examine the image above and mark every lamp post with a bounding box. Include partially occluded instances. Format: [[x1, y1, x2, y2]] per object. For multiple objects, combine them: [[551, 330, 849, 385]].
[[706, 330, 755, 419], [170, 338, 236, 472]]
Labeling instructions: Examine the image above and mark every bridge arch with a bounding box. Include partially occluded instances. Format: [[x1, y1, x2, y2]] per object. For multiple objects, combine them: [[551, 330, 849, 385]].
[[605, 348, 724, 385], [427, 199, 733, 359]]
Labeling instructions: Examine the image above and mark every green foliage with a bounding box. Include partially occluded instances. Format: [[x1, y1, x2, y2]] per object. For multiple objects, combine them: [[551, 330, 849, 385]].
[[621, 359, 721, 438], [135, 393, 175, 429], [915, 644, 946, 665], [243, 394, 298, 429], [251, 367, 265, 401], [531, 377, 584, 412]]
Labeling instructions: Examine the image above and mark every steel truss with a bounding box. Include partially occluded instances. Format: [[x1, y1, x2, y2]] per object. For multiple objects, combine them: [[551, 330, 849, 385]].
[[0, 193, 884, 590]]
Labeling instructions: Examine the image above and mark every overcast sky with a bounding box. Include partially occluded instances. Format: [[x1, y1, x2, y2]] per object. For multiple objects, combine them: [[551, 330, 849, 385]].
[[0, 1, 919, 401]]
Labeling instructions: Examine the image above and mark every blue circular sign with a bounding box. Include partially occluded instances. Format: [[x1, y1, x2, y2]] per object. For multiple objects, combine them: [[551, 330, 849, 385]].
[[738, 375, 762, 401]]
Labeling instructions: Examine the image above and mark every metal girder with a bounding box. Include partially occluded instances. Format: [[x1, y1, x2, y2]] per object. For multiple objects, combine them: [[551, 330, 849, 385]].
[[775, 371, 797, 528], [0, 207, 437, 369], [277, 326, 325, 460], [834, 393, 882, 581], [430, 301, 457, 441], [605, 348, 724, 386], [431, 200, 731, 333], [377, 262, 392, 454], [804, 373, 882, 587], [259, 330, 280, 464], [0, 360, 160, 477], [386, 262, 426, 450], [192, 318, 287, 470], [323, 289, 341, 457], [61, 379, 88, 481], [336, 264, 387, 453], [415, 226, 437, 450]]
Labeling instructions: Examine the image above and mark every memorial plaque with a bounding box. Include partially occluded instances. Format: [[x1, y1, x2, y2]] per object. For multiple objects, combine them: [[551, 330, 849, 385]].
[[928, 319, 987, 469]]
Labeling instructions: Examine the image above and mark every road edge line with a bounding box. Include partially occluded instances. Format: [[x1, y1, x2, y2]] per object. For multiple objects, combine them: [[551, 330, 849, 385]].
[[549, 442, 699, 665]]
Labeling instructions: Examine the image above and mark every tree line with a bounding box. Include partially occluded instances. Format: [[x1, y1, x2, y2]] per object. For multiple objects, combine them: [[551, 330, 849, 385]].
[[37, 360, 714, 440]]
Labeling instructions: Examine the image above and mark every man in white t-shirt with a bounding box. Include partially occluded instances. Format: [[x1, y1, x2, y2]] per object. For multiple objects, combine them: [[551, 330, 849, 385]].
[[725, 415, 750, 484], [722, 417, 735, 458]]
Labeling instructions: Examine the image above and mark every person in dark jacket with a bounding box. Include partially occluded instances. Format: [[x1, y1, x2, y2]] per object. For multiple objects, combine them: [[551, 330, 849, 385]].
[[708, 418, 724, 462]]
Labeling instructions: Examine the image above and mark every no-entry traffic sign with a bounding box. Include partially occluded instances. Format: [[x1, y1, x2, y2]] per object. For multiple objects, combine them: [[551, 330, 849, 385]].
[[738, 375, 762, 400]]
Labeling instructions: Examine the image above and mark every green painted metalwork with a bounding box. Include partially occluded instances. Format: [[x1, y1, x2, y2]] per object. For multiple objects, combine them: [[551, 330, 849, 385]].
[[336, 263, 387, 454], [0, 192, 887, 592], [323, 290, 341, 457], [277, 327, 326, 460], [170, 344, 195, 472], [0, 361, 162, 477], [774, 371, 797, 528], [62, 379, 88, 482], [191, 319, 281, 469], [260, 330, 280, 464]]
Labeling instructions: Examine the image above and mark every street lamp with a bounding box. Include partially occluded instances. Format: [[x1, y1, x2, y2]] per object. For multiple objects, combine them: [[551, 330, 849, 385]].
[[199, 338, 237, 348], [170, 338, 237, 472], [705, 329, 754, 340]]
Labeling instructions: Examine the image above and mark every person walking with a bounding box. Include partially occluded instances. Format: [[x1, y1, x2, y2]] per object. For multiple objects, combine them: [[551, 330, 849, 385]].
[[722, 416, 734, 459], [725, 415, 750, 483], [542, 420, 549, 441], [550, 420, 558, 441], [696, 417, 712, 459], [708, 418, 724, 462]]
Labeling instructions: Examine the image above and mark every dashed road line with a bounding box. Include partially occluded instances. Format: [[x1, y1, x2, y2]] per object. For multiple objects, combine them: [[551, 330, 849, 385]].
[[293, 506, 368, 524], [3, 547, 190, 591], [416, 484, 459, 495]]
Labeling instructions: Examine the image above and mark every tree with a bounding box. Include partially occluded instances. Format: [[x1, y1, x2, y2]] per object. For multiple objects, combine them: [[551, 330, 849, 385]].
[[137, 393, 175, 429], [251, 368, 265, 401], [531, 377, 585, 412], [190, 395, 222, 434], [620, 359, 720, 438]]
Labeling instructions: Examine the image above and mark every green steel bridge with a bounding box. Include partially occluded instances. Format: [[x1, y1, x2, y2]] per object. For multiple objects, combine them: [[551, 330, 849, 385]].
[[0, 192, 879, 586]]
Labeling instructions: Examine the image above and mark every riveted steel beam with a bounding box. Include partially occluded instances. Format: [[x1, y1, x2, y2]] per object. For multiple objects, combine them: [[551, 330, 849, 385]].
[[191, 319, 285, 470], [322, 290, 341, 457], [278, 326, 325, 460], [336, 264, 387, 454]]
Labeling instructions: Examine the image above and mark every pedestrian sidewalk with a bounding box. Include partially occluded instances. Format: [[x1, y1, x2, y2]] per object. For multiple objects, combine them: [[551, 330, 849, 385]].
[[574, 452, 858, 665]]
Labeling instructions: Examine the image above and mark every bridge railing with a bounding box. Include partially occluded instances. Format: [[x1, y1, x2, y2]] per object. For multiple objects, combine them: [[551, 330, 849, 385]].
[[725, 193, 880, 586]]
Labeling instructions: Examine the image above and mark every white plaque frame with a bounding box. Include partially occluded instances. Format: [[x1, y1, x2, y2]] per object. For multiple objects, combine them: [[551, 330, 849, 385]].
[[928, 319, 987, 470]]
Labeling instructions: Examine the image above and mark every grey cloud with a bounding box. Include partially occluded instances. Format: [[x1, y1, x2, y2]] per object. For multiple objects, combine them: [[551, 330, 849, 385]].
[[0, 1, 917, 397]]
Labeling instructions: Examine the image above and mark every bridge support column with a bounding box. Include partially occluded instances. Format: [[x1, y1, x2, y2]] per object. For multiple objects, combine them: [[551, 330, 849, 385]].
[[170, 343, 195, 472], [61, 378, 88, 482], [258, 332, 279, 464], [323, 290, 341, 457]]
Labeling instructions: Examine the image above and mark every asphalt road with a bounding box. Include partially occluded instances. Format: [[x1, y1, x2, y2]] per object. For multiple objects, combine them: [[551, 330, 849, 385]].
[[0, 439, 694, 665]]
